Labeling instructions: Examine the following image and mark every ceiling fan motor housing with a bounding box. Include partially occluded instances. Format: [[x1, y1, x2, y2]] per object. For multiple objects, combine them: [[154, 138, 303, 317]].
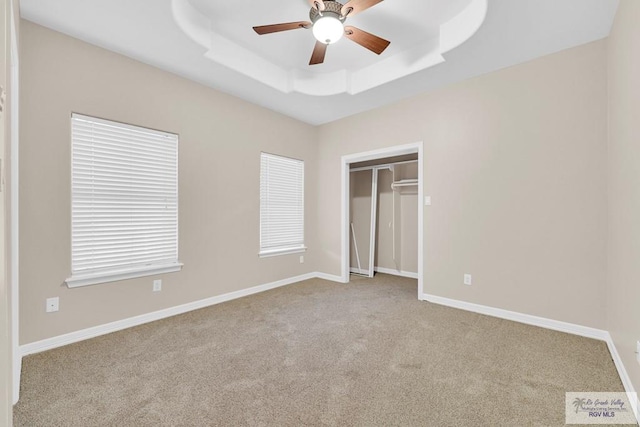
[[310, 1, 346, 23]]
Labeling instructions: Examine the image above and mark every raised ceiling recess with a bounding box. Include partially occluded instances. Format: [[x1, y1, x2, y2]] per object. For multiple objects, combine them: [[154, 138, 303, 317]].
[[21, 0, 620, 125], [172, 0, 487, 96]]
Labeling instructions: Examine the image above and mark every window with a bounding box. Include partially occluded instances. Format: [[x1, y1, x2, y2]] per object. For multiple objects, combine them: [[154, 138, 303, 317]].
[[260, 152, 305, 257], [66, 114, 181, 287]]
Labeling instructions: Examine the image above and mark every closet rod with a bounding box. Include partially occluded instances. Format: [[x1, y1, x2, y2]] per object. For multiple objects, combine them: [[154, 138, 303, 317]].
[[349, 159, 417, 173], [391, 179, 419, 190], [350, 165, 392, 173]]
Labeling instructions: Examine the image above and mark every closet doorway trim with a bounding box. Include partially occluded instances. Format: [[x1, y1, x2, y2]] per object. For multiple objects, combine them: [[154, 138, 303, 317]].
[[340, 142, 424, 300]]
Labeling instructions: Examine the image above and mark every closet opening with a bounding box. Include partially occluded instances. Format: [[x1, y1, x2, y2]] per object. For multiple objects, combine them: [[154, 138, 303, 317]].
[[341, 143, 424, 299]]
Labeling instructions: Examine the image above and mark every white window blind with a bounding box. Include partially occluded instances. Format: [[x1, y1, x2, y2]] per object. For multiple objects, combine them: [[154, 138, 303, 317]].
[[67, 114, 181, 288], [260, 152, 305, 256]]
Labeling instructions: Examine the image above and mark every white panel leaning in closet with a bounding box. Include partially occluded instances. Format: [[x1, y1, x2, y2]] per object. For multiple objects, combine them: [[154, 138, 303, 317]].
[[349, 169, 376, 277]]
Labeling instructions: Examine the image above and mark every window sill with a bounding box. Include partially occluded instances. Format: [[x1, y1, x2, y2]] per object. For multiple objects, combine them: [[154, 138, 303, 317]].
[[259, 247, 307, 258], [65, 262, 184, 288]]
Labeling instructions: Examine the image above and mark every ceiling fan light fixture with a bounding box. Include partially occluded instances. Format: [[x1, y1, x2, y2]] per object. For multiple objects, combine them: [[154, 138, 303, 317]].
[[253, 0, 389, 65], [312, 15, 344, 44]]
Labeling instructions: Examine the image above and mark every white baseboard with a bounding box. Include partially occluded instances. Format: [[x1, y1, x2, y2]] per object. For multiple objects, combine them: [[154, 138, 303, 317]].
[[349, 267, 369, 276], [349, 266, 418, 279], [314, 272, 347, 283], [604, 333, 640, 423], [422, 293, 608, 340], [20, 272, 339, 357], [16, 275, 638, 425], [12, 354, 21, 405], [423, 292, 639, 423], [374, 267, 418, 279]]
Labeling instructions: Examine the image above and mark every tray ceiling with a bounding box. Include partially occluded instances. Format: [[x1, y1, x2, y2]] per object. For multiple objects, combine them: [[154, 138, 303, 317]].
[[20, 0, 619, 124]]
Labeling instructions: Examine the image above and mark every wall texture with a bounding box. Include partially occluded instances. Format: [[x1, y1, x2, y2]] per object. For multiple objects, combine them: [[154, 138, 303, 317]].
[[318, 40, 608, 329], [607, 0, 640, 398], [19, 21, 318, 344]]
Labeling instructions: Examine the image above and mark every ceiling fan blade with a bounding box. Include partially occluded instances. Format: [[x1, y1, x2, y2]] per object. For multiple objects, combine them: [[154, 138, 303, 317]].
[[253, 21, 311, 35], [341, 0, 382, 17], [308, 0, 325, 11], [344, 26, 390, 55], [309, 41, 328, 65]]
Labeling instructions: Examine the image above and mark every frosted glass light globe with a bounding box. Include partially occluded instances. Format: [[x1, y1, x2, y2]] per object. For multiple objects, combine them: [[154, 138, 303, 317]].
[[312, 16, 344, 44]]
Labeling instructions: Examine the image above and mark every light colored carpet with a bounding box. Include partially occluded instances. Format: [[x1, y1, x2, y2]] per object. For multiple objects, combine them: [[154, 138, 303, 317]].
[[14, 274, 626, 426]]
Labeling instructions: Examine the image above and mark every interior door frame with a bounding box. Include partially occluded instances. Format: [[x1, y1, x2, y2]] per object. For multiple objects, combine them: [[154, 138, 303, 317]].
[[367, 168, 378, 278], [9, 0, 20, 404], [341, 142, 424, 299]]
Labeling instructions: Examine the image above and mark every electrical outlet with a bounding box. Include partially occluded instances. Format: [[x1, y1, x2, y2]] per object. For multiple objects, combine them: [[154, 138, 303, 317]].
[[46, 297, 59, 313], [153, 279, 162, 292], [464, 274, 472, 286], [424, 196, 432, 206], [636, 341, 640, 365], [299, 255, 304, 264]]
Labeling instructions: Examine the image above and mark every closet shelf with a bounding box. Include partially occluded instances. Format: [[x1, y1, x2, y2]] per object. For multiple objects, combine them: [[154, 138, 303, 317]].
[[391, 179, 418, 190]]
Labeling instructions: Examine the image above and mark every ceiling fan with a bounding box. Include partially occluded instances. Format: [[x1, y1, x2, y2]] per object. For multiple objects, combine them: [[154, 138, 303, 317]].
[[253, 0, 390, 65]]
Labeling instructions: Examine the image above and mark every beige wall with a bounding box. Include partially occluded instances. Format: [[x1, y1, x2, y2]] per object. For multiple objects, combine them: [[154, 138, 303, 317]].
[[19, 4, 638, 403], [318, 40, 608, 328], [398, 193, 418, 273], [13, 3, 640, 409], [396, 162, 418, 274], [607, 0, 640, 397], [19, 21, 318, 344]]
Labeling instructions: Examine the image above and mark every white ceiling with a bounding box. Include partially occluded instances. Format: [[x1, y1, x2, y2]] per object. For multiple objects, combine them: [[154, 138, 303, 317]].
[[169, 0, 486, 97], [20, 0, 619, 125]]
